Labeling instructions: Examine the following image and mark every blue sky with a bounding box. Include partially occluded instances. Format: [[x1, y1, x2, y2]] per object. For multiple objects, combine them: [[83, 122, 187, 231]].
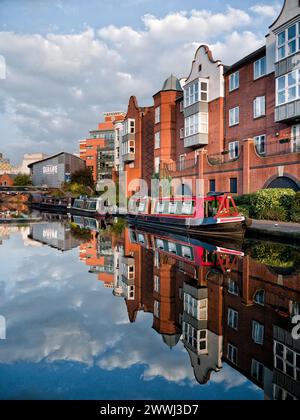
[[0, 0, 284, 163]]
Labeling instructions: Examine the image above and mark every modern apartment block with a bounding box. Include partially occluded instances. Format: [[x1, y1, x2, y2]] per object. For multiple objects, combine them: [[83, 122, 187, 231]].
[[112, 0, 300, 198], [80, 112, 125, 182]]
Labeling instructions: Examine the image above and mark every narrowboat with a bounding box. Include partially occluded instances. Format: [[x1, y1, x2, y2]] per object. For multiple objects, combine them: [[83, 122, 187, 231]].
[[30, 195, 70, 213], [69, 197, 117, 219], [127, 193, 250, 240]]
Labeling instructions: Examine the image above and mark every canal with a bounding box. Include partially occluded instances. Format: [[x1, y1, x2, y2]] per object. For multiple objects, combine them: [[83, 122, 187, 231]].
[[0, 215, 299, 400]]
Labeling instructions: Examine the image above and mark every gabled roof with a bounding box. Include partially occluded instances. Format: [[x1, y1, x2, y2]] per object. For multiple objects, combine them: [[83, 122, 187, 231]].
[[28, 152, 84, 168], [224, 46, 266, 75]]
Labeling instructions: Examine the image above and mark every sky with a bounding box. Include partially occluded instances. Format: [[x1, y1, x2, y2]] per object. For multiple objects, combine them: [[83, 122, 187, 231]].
[[0, 0, 284, 164]]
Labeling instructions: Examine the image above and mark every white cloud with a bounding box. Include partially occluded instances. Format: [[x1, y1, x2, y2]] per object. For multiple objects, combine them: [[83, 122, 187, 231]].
[[0, 6, 265, 162], [251, 2, 282, 19]]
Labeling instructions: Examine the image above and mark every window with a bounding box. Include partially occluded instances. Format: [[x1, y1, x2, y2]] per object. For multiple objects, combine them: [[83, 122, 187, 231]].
[[185, 113, 208, 137], [229, 107, 239, 126], [122, 119, 135, 136], [252, 321, 264, 345], [253, 96, 266, 118], [183, 323, 208, 354], [228, 308, 238, 330], [154, 300, 160, 318], [155, 132, 161, 149], [254, 135, 266, 155], [184, 80, 208, 107], [229, 71, 239, 91], [154, 275, 160, 293], [154, 157, 160, 174], [254, 56, 266, 80], [180, 101, 184, 112], [277, 22, 300, 61], [184, 294, 207, 320], [251, 360, 264, 383], [227, 344, 238, 365], [254, 290, 265, 306], [276, 69, 300, 105], [229, 141, 239, 160], [179, 154, 186, 171], [180, 128, 184, 139], [230, 178, 238, 194], [209, 179, 216, 193], [155, 106, 161, 124], [121, 139, 135, 156], [228, 279, 239, 296], [274, 341, 300, 382]]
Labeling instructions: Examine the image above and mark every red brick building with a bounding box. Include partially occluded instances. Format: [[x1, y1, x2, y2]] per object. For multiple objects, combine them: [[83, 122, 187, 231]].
[[114, 0, 300, 199], [0, 173, 16, 187]]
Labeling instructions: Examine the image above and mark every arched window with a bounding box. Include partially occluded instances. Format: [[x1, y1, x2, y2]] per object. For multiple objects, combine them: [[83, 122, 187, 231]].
[[254, 290, 265, 306]]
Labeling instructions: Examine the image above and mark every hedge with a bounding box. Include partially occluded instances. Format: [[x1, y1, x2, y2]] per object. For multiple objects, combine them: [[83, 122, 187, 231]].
[[291, 192, 300, 223], [250, 188, 296, 222]]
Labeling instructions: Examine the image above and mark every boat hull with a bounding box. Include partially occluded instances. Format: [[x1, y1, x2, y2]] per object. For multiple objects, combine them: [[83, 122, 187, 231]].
[[30, 203, 68, 213]]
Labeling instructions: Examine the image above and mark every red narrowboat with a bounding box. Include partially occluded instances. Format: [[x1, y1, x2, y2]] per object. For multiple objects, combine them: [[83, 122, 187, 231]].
[[127, 193, 250, 240]]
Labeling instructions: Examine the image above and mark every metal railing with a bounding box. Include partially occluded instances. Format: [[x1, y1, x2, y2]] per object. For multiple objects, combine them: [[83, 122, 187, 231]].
[[260, 138, 300, 157], [164, 158, 199, 173], [207, 152, 239, 166]]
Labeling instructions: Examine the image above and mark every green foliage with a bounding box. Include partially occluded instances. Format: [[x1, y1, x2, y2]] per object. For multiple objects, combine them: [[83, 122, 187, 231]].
[[250, 242, 299, 269], [71, 167, 94, 188], [13, 173, 32, 186], [291, 192, 300, 223], [109, 218, 127, 236], [237, 205, 251, 218], [65, 183, 91, 197], [235, 194, 256, 206], [250, 188, 296, 221], [69, 223, 93, 240]]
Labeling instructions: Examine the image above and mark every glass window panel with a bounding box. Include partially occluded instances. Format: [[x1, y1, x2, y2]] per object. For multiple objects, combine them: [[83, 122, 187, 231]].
[[288, 40, 297, 55], [288, 24, 296, 40], [278, 46, 286, 60], [278, 31, 286, 46], [288, 86, 296, 101]]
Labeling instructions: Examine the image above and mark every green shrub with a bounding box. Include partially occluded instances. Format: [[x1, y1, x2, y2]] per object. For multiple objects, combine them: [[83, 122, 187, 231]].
[[291, 192, 300, 223], [250, 242, 297, 269], [251, 188, 296, 221], [235, 194, 256, 206], [237, 205, 251, 218]]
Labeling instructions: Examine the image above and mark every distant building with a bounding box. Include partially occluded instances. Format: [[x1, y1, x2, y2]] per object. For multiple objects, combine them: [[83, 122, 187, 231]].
[[0, 173, 16, 187], [0, 153, 49, 176], [28, 152, 86, 188], [80, 112, 126, 182]]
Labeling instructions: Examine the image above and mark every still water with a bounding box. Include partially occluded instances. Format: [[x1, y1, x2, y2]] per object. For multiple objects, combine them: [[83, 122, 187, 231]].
[[0, 215, 299, 400]]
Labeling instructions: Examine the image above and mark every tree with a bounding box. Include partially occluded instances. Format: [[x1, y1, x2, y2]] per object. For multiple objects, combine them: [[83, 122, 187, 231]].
[[71, 167, 94, 188], [13, 173, 32, 186]]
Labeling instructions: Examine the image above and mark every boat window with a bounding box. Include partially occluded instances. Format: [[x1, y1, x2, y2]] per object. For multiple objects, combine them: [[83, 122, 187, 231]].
[[88, 201, 97, 211], [205, 199, 218, 218], [74, 200, 84, 209], [156, 239, 165, 250], [182, 202, 194, 215], [169, 202, 177, 214], [138, 234, 146, 244], [168, 242, 177, 254], [181, 246, 193, 260], [156, 202, 165, 214], [138, 202, 146, 213]]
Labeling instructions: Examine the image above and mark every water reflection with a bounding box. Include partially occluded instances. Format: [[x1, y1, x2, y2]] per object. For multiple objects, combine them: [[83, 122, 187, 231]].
[[0, 218, 299, 400]]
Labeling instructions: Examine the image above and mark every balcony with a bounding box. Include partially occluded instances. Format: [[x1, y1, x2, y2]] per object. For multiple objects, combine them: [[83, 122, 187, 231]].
[[275, 100, 300, 123], [184, 133, 208, 149], [164, 158, 199, 176], [122, 152, 135, 163], [207, 152, 239, 166], [259, 138, 300, 157]]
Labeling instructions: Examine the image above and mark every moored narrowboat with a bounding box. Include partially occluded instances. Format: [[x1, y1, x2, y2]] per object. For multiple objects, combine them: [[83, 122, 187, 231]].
[[70, 196, 117, 219], [30, 194, 70, 213], [127, 193, 250, 239]]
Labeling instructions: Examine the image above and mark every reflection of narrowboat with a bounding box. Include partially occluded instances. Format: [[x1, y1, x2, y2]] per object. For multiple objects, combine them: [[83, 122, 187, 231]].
[[128, 227, 244, 270], [127, 193, 250, 239], [30, 195, 70, 213], [71, 215, 104, 231]]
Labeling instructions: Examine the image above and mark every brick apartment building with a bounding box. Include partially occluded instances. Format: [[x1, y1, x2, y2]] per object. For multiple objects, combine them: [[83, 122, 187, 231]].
[[113, 0, 300, 198], [80, 111, 125, 182]]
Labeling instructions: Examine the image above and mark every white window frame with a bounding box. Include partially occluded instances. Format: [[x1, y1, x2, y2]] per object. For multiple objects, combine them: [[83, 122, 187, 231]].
[[155, 132, 161, 149], [154, 275, 160, 293], [122, 118, 135, 136], [184, 294, 207, 321], [274, 341, 300, 382], [180, 127, 184, 139], [277, 22, 300, 62], [185, 113, 208, 137], [155, 106, 161, 124], [184, 80, 208, 108], [253, 96, 266, 119], [227, 343, 238, 365], [276, 69, 300, 106], [254, 290, 265, 306], [229, 107, 239, 126], [229, 71, 239, 92], [179, 154, 186, 171], [254, 57, 266, 80], [252, 321, 264, 345], [154, 300, 160, 318], [228, 308, 238, 330], [154, 157, 160, 174], [251, 359, 264, 383], [254, 135, 266, 155], [228, 279, 239, 296], [228, 141, 239, 160]]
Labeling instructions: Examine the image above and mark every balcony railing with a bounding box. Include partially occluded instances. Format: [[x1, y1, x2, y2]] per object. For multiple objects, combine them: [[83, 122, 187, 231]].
[[207, 152, 239, 166], [165, 158, 199, 173], [258, 138, 300, 157]]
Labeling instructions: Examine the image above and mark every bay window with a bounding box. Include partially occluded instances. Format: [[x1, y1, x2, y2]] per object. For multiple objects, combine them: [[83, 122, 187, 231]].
[[185, 112, 208, 137], [277, 22, 300, 61], [122, 119, 135, 136], [184, 80, 208, 108], [276, 69, 300, 105]]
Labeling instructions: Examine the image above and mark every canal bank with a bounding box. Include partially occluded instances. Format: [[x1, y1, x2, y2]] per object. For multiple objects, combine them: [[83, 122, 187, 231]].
[[247, 219, 300, 243]]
